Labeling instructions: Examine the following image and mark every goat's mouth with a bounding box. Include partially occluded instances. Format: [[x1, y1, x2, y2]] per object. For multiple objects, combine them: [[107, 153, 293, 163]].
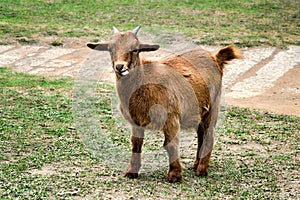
[[117, 70, 129, 76]]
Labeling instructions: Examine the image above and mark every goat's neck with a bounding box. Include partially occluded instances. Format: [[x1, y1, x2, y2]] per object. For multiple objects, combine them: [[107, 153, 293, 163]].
[[116, 59, 145, 106]]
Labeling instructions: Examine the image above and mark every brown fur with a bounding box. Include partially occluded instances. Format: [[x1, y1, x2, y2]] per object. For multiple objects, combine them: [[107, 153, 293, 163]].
[[87, 28, 242, 183], [214, 45, 243, 71], [129, 83, 180, 128], [160, 49, 212, 118]]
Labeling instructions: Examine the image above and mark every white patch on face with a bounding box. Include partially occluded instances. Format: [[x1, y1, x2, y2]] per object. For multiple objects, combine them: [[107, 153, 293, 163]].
[[121, 70, 129, 76]]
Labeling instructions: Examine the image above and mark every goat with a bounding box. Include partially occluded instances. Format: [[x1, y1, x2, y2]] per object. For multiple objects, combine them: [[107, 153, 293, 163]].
[[87, 26, 242, 183]]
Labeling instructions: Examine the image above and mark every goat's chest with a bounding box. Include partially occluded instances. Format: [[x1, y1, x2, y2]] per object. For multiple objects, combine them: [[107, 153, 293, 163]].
[[117, 83, 180, 128]]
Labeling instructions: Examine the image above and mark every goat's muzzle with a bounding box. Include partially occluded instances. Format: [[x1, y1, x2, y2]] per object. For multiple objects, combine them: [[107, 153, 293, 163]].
[[114, 62, 129, 76]]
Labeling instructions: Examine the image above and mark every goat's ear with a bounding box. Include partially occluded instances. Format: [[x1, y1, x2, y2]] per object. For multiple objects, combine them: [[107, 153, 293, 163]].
[[138, 44, 160, 52], [87, 43, 109, 51]]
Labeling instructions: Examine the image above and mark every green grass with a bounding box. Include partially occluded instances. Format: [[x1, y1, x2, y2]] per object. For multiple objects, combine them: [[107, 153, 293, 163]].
[[0, 67, 299, 199], [0, 0, 299, 47]]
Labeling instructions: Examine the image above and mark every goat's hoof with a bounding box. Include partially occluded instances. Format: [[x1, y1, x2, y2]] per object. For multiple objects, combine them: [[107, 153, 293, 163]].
[[167, 171, 182, 183], [195, 165, 208, 176], [191, 160, 199, 170], [124, 172, 139, 179], [196, 170, 208, 176]]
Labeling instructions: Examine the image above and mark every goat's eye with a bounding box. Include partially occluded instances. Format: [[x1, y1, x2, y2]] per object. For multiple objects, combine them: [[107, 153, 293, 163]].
[[131, 49, 139, 53]]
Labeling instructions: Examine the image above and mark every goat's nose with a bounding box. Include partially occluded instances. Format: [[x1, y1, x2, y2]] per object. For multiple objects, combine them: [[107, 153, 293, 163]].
[[115, 64, 124, 71]]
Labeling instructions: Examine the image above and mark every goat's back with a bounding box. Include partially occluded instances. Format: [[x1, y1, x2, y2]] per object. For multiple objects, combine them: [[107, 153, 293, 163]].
[[160, 48, 223, 116]]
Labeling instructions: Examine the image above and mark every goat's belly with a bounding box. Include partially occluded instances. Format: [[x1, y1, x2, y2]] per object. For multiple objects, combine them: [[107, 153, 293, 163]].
[[120, 105, 200, 131], [119, 100, 200, 131]]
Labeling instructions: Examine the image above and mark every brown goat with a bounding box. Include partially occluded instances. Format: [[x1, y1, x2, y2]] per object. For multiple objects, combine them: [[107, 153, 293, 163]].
[[87, 26, 242, 183]]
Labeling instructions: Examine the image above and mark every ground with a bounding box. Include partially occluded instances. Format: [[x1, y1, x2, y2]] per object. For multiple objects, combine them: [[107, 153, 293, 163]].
[[0, 37, 299, 117], [227, 64, 300, 117]]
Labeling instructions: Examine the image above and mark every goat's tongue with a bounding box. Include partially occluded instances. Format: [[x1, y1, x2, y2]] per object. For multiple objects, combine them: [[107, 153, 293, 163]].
[[120, 70, 129, 76]]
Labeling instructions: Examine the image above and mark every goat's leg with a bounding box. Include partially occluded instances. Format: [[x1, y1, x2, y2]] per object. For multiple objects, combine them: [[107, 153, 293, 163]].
[[195, 99, 221, 176], [163, 118, 182, 183], [191, 123, 205, 170], [195, 128, 213, 176], [194, 110, 216, 176], [124, 126, 144, 179]]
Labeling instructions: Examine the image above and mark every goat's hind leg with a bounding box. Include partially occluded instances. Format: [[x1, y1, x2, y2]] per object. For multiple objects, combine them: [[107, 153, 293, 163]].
[[195, 128, 213, 176], [195, 101, 221, 176], [163, 118, 182, 183], [193, 118, 214, 176], [124, 126, 144, 179], [191, 123, 205, 170]]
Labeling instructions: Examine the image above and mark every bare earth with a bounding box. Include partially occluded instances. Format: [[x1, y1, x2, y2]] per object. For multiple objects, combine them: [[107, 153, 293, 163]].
[[226, 64, 300, 117], [0, 37, 299, 117]]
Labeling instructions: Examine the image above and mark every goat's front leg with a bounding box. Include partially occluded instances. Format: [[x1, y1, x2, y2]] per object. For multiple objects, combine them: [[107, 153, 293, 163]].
[[124, 126, 144, 179], [163, 118, 182, 183]]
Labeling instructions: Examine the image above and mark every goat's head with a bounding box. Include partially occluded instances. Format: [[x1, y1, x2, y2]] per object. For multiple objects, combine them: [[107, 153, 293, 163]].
[[87, 26, 160, 77]]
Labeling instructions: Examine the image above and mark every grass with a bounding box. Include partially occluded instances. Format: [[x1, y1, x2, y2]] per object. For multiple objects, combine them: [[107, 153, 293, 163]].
[[0, 0, 299, 47], [0, 67, 299, 199]]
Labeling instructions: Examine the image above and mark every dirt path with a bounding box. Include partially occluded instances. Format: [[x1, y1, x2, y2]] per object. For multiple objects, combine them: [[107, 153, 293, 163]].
[[0, 41, 299, 117]]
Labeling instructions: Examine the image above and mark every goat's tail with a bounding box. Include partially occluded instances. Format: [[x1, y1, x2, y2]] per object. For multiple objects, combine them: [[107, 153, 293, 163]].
[[214, 45, 242, 69]]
